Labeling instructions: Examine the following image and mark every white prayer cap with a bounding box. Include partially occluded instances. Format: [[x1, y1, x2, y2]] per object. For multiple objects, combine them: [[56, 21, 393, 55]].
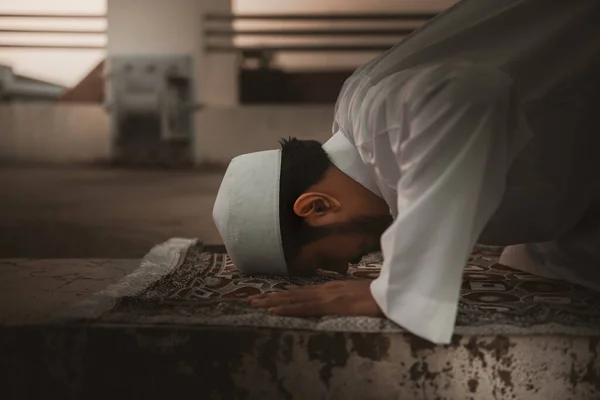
[[212, 150, 287, 275], [212, 131, 381, 275]]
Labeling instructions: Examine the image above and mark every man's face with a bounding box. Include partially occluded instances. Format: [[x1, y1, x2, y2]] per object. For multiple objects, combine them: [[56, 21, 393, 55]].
[[289, 215, 392, 275]]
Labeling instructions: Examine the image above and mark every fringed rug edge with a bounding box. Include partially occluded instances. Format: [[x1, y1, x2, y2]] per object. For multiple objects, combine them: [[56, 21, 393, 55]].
[[52, 237, 199, 323]]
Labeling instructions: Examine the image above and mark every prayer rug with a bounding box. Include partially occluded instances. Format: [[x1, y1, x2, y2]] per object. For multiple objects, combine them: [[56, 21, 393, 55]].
[[59, 238, 600, 336]]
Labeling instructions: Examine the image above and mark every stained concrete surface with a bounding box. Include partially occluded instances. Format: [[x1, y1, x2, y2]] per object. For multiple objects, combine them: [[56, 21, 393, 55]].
[[0, 165, 224, 324], [0, 258, 139, 324]]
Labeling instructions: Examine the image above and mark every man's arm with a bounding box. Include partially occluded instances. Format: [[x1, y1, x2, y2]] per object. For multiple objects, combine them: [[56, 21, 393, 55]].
[[248, 63, 526, 338], [370, 63, 518, 344]]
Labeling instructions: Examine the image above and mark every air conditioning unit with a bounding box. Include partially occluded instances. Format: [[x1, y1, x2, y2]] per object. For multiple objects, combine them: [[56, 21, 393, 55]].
[[105, 55, 196, 165]]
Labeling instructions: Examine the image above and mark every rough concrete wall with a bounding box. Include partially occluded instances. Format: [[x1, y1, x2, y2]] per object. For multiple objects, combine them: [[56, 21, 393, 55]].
[[0, 103, 110, 164], [1, 325, 598, 400], [222, 331, 600, 400], [0, 104, 334, 164], [195, 105, 333, 163]]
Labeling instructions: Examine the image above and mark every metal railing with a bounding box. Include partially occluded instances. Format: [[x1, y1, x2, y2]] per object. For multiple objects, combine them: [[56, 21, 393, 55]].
[[0, 12, 438, 52], [205, 12, 436, 21], [204, 12, 437, 55], [0, 13, 106, 50]]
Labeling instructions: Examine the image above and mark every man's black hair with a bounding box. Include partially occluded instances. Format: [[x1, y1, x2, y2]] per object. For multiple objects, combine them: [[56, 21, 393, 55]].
[[278, 137, 332, 268]]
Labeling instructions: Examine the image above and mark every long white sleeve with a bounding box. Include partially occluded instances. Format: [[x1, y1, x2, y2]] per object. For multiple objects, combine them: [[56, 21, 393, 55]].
[[369, 63, 517, 344]]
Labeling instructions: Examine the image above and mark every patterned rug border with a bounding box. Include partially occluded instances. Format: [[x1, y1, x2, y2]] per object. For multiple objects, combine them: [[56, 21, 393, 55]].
[[56, 238, 600, 337], [53, 238, 198, 322], [100, 299, 600, 337]]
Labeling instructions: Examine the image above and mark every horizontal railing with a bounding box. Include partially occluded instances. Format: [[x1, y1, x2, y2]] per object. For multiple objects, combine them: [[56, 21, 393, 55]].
[[0, 28, 106, 34], [0, 13, 106, 19], [0, 44, 105, 49], [206, 28, 416, 37], [0, 13, 106, 50], [0, 12, 438, 52], [207, 44, 397, 53], [204, 12, 437, 55], [205, 13, 436, 21]]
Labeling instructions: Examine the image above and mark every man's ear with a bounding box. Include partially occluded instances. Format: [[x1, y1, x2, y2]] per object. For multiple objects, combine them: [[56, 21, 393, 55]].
[[293, 192, 341, 226]]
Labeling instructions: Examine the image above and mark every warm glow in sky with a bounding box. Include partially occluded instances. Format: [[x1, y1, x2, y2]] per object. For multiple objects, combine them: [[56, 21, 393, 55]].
[[0, 0, 106, 86], [0, 0, 455, 87]]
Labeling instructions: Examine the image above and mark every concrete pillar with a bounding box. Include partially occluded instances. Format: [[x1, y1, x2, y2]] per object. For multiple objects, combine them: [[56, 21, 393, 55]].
[[106, 0, 237, 107]]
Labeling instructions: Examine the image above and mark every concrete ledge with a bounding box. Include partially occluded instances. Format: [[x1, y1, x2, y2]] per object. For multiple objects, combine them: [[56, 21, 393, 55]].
[[1, 324, 598, 400], [0, 259, 140, 325]]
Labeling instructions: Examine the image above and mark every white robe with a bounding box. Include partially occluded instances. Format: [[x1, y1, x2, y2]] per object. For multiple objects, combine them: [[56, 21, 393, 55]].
[[332, 0, 600, 343]]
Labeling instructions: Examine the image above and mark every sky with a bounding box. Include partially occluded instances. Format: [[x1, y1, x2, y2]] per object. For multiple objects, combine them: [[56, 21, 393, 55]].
[[0, 0, 106, 86], [0, 0, 455, 88]]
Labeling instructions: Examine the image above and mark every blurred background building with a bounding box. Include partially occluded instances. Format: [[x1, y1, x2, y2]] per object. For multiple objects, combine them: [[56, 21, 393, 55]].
[[0, 0, 455, 165]]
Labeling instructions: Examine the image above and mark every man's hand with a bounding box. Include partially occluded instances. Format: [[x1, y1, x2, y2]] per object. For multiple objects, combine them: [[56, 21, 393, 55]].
[[248, 280, 383, 317]]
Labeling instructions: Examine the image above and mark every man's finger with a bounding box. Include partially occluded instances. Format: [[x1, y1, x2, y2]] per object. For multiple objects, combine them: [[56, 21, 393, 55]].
[[251, 287, 329, 308], [267, 301, 330, 316], [247, 284, 330, 300], [251, 295, 299, 308], [247, 291, 285, 300], [250, 290, 304, 307], [288, 284, 326, 291]]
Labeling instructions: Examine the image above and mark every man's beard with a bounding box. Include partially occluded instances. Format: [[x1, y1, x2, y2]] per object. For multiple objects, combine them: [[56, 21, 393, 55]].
[[312, 214, 394, 250]]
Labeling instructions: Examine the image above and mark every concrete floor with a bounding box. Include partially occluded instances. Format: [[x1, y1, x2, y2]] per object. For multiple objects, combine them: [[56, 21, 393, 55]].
[[0, 165, 224, 258], [0, 258, 140, 324], [0, 165, 224, 323]]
